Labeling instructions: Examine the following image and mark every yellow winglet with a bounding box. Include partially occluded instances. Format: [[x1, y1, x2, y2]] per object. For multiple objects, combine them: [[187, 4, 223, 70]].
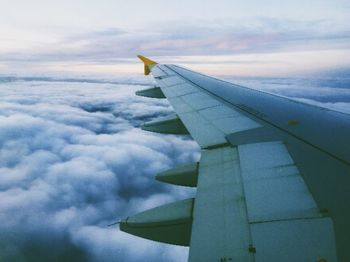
[[137, 55, 157, 75]]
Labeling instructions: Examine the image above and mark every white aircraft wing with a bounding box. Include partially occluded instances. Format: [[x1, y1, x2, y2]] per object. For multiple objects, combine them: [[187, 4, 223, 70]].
[[120, 55, 350, 262]]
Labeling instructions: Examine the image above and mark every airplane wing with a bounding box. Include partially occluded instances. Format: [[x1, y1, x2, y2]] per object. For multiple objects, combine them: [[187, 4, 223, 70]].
[[120, 55, 350, 262]]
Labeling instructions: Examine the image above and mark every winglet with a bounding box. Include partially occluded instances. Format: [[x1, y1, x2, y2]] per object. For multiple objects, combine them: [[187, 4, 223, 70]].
[[137, 55, 157, 75]]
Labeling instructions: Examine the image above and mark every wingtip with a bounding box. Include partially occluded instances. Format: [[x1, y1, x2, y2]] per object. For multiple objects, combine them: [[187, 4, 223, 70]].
[[137, 55, 157, 66], [137, 55, 157, 75]]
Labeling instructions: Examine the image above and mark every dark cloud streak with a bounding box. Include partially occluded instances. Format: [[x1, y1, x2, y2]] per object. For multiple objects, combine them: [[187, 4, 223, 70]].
[[1, 18, 349, 63]]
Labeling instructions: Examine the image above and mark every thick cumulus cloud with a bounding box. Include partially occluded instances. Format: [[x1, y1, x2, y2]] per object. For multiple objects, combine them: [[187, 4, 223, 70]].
[[0, 77, 199, 261], [1, 74, 349, 262]]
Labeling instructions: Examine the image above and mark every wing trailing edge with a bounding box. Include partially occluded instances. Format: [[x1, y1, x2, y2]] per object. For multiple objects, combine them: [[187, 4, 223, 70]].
[[120, 55, 344, 262]]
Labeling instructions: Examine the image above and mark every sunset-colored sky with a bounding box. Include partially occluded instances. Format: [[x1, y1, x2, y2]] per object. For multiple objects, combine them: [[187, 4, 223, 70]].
[[1, 0, 350, 76]]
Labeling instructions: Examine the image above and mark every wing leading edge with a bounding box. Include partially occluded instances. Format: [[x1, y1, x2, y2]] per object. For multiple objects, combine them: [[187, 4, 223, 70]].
[[120, 56, 350, 262]]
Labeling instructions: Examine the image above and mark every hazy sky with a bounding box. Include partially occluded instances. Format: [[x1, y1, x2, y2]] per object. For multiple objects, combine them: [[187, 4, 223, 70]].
[[1, 0, 350, 76]]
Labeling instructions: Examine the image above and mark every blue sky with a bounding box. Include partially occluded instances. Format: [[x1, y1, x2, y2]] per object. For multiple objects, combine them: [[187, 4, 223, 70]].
[[1, 0, 350, 76]]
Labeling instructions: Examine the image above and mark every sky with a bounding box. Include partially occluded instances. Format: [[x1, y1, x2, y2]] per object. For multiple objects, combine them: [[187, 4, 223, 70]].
[[0, 0, 350, 76]]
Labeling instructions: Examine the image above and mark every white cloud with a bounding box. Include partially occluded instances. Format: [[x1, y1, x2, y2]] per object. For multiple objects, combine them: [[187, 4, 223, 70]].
[[0, 78, 199, 261], [0, 73, 348, 261]]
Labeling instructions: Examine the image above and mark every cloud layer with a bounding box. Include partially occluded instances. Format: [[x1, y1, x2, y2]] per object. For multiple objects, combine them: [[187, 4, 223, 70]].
[[223, 76, 350, 113], [0, 77, 200, 261], [0, 74, 349, 261]]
